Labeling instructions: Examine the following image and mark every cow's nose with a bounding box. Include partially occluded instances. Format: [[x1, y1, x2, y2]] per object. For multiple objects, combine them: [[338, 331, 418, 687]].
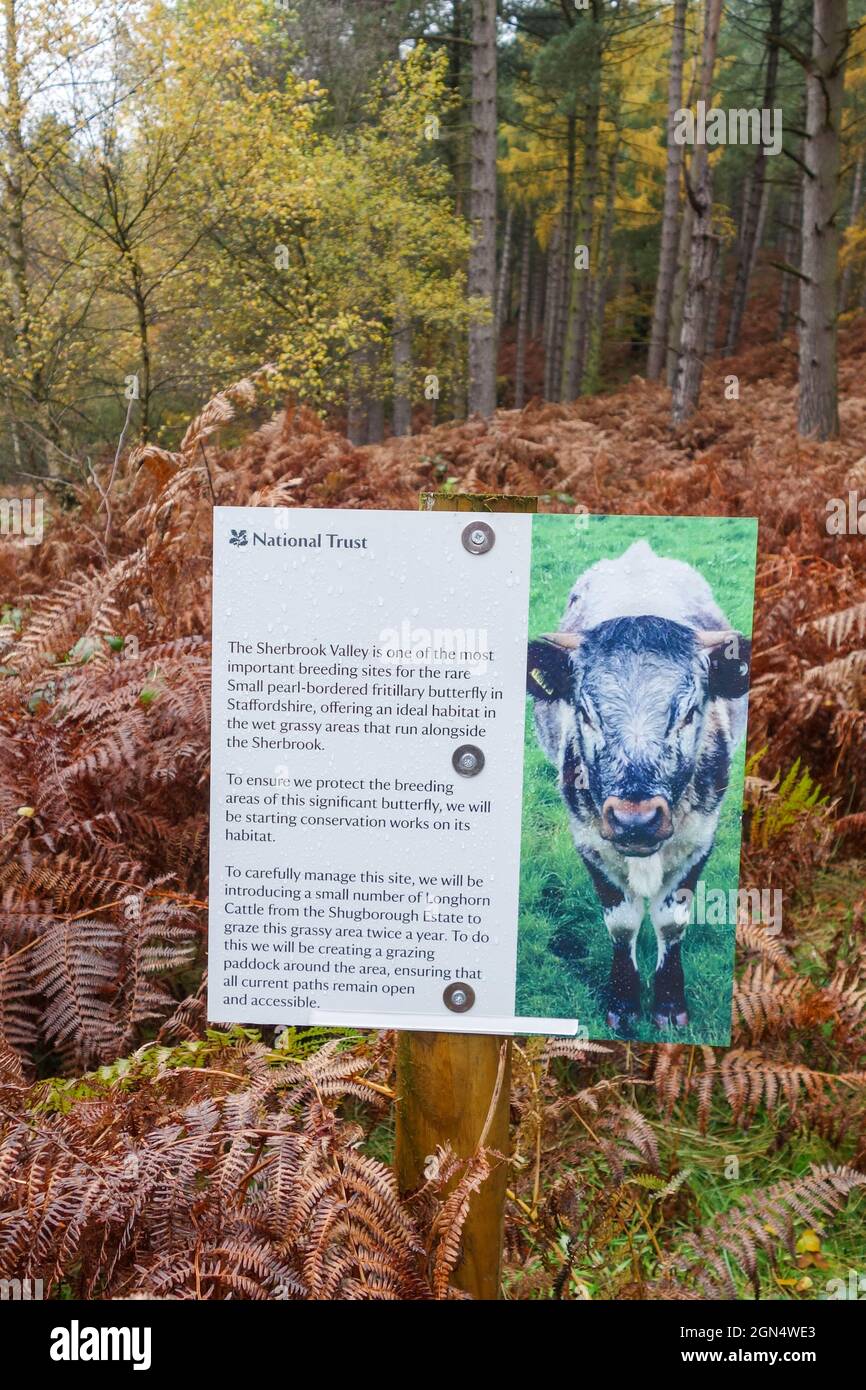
[[602, 796, 672, 849]]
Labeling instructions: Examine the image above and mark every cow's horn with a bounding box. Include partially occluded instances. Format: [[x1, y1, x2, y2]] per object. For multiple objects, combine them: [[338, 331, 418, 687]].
[[542, 631, 581, 648], [695, 629, 733, 648]]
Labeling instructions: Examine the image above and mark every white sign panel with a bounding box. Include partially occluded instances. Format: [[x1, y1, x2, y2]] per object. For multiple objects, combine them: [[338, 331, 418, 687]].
[[209, 505, 572, 1034], [209, 507, 757, 1043]]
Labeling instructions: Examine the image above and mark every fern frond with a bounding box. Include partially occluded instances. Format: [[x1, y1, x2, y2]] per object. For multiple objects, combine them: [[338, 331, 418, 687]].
[[805, 600, 866, 647], [657, 1165, 866, 1298]]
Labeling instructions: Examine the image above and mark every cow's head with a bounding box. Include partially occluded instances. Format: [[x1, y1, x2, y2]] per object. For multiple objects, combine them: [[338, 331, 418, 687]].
[[527, 617, 750, 857]]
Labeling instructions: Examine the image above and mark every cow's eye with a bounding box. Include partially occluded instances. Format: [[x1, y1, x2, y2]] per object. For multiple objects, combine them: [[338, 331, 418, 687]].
[[578, 703, 594, 728], [680, 706, 698, 729]]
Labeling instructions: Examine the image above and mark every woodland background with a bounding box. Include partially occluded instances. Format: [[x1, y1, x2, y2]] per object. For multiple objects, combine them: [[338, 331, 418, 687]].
[[1, 0, 866, 1300]]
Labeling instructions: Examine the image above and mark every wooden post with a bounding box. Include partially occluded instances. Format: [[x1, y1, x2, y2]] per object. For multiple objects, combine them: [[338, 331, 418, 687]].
[[395, 489, 537, 1301]]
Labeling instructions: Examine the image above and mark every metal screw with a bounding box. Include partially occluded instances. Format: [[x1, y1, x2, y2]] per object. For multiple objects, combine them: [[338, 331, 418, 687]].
[[443, 981, 475, 1013], [452, 743, 484, 777], [461, 521, 495, 555]]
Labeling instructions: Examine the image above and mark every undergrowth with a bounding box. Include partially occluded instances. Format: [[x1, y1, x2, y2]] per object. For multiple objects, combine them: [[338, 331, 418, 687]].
[[1, 332, 865, 1298]]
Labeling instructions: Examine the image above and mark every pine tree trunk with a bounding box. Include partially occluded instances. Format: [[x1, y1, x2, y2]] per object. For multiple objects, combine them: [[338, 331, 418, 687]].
[[750, 179, 769, 279], [667, 198, 695, 388], [552, 112, 577, 400], [449, 0, 469, 423], [346, 347, 368, 445], [392, 318, 412, 436], [704, 251, 723, 357], [467, 0, 497, 417], [530, 243, 544, 342], [583, 142, 620, 396], [778, 100, 806, 340], [543, 218, 563, 400], [647, 0, 688, 381], [671, 165, 719, 423], [130, 261, 152, 443], [448, 0, 469, 216], [798, 0, 849, 440], [495, 205, 514, 337], [778, 176, 803, 337], [671, 0, 723, 425], [515, 216, 531, 408], [612, 258, 628, 342], [1, 0, 41, 470], [724, 0, 782, 355], [2, 0, 28, 353], [562, 28, 602, 401], [368, 397, 385, 444], [839, 151, 863, 309]]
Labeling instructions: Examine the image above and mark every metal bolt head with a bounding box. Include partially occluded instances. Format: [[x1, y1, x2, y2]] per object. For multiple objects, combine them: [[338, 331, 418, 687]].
[[452, 743, 485, 777], [461, 521, 495, 555], [444, 981, 475, 1013]]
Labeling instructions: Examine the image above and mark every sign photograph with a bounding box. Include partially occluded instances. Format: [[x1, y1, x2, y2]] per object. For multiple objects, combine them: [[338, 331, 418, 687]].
[[519, 514, 757, 1045], [208, 506, 757, 1043]]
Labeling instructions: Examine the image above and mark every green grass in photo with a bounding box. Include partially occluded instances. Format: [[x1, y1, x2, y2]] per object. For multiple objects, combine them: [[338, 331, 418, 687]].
[[516, 514, 758, 1044]]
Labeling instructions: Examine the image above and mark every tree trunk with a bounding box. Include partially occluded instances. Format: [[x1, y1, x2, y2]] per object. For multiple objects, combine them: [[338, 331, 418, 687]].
[[671, 0, 723, 425], [448, 0, 469, 216], [671, 165, 719, 423], [583, 141, 620, 396], [467, 0, 497, 417], [839, 151, 863, 309], [346, 347, 368, 445], [1, 0, 28, 353], [778, 102, 806, 339], [367, 396, 385, 445], [704, 251, 723, 357], [495, 204, 514, 337], [530, 243, 545, 342], [647, 0, 688, 380], [667, 197, 695, 388], [1, 0, 43, 470], [130, 259, 152, 443], [543, 217, 563, 399], [778, 181, 802, 336], [551, 111, 576, 400], [724, 0, 782, 356], [562, 18, 602, 401], [515, 216, 531, 408], [750, 178, 769, 279], [612, 257, 628, 342], [798, 0, 849, 440], [392, 318, 412, 436]]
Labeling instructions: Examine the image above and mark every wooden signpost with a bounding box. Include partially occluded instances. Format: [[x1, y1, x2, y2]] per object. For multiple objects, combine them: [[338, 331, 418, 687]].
[[394, 490, 538, 1301]]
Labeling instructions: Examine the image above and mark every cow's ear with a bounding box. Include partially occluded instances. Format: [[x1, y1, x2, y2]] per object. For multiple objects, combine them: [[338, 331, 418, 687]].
[[698, 630, 752, 699], [527, 634, 578, 702]]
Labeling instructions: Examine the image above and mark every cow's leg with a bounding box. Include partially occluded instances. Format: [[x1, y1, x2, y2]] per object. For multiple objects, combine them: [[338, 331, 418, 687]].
[[649, 849, 710, 1029], [582, 856, 643, 1032], [604, 900, 645, 1032]]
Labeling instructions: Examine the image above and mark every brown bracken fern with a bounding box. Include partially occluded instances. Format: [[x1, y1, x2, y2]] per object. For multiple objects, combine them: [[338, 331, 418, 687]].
[[1, 361, 865, 1299]]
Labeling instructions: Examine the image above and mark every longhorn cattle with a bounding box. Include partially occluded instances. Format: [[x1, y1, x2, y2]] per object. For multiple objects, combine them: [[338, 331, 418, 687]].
[[527, 539, 751, 1032]]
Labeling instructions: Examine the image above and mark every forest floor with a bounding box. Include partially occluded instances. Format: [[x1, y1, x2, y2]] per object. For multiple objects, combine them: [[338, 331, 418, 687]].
[[1, 302, 865, 1299]]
